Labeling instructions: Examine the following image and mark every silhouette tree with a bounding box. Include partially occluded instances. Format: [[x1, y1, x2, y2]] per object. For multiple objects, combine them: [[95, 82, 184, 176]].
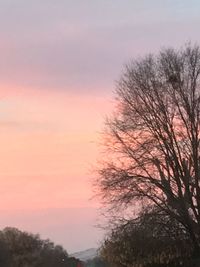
[[97, 44, 200, 254], [100, 207, 192, 267], [0, 227, 68, 267]]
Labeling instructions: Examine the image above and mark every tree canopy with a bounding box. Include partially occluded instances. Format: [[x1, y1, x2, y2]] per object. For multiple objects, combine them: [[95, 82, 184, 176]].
[[0, 227, 84, 267], [100, 207, 193, 267], [97, 44, 200, 260]]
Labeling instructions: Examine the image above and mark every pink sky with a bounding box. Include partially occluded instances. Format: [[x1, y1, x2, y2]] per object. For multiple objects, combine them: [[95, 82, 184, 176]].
[[0, 85, 112, 252], [0, 0, 200, 253], [0, 86, 112, 210]]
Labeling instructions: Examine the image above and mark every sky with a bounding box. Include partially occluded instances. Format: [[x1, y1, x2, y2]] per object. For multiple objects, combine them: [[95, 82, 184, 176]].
[[0, 0, 200, 253]]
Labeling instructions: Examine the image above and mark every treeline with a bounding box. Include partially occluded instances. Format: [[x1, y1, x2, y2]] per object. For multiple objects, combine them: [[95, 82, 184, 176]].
[[0, 227, 85, 267]]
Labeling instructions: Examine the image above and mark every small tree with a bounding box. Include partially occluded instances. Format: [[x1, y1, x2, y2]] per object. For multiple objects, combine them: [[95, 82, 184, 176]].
[[97, 44, 200, 254]]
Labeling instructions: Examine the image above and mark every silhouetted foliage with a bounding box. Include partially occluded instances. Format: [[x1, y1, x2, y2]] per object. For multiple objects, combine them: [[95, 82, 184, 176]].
[[0, 227, 69, 267], [0, 238, 11, 266], [97, 44, 200, 257], [67, 256, 85, 267], [100, 207, 194, 267]]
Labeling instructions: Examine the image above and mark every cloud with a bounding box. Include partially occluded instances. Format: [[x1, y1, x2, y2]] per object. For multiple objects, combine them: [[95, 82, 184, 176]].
[[0, 0, 199, 93]]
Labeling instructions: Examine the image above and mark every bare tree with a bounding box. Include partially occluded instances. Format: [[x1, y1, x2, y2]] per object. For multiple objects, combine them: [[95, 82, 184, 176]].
[[97, 44, 200, 254]]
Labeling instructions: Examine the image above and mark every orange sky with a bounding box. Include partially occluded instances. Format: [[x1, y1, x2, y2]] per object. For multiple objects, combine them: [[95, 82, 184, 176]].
[[0, 85, 113, 252], [0, 86, 112, 210]]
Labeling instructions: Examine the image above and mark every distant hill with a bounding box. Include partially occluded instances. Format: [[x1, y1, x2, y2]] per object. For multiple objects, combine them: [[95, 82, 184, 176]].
[[70, 248, 98, 262]]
